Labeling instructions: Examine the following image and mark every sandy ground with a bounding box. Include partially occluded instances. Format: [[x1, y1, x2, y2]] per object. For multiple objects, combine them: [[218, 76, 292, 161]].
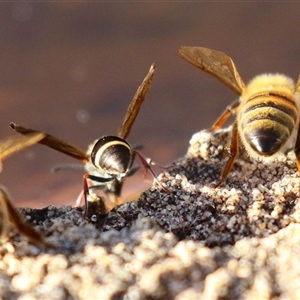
[[1, 127, 300, 300]]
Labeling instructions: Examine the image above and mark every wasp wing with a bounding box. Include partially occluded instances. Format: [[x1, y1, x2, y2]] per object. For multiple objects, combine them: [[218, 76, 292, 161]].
[[0, 186, 47, 244], [10, 122, 89, 162], [0, 132, 45, 162], [118, 63, 156, 140], [179, 46, 246, 95]]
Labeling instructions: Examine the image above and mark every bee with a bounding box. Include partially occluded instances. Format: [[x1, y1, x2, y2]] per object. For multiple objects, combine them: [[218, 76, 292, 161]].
[[10, 63, 167, 215], [179, 46, 300, 187], [0, 132, 48, 244]]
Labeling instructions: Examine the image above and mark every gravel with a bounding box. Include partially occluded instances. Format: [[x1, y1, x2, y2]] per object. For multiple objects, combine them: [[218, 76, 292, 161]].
[[1, 126, 300, 299]]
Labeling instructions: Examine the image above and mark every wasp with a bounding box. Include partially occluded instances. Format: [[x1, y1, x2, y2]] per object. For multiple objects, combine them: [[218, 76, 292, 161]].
[[179, 46, 300, 187], [11, 63, 168, 215], [0, 132, 47, 244]]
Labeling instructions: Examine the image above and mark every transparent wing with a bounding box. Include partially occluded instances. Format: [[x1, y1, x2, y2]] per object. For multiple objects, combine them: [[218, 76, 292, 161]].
[[179, 46, 246, 95], [10, 122, 89, 162], [295, 75, 300, 94], [118, 63, 156, 140]]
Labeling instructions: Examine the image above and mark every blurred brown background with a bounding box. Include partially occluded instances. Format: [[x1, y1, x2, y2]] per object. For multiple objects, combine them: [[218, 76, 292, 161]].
[[0, 3, 300, 208]]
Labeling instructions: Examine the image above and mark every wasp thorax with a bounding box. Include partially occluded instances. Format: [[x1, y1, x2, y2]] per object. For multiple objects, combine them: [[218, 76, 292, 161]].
[[91, 136, 133, 175]]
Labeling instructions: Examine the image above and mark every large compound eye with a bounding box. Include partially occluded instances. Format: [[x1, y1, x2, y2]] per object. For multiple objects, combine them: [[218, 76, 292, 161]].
[[91, 136, 133, 175]]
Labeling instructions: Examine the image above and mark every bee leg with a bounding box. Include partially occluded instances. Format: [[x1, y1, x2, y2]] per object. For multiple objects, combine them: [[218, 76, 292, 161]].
[[208, 99, 240, 131], [212, 122, 239, 188], [294, 123, 300, 172], [134, 151, 170, 193]]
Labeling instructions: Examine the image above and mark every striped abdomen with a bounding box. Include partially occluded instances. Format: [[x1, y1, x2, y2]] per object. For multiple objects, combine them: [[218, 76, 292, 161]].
[[90, 136, 133, 175], [239, 92, 298, 157]]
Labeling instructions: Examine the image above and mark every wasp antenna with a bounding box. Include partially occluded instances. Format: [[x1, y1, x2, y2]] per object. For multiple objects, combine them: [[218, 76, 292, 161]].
[[51, 163, 85, 173]]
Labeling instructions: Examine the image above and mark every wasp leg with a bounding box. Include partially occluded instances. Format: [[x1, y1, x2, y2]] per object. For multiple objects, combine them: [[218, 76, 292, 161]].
[[75, 178, 107, 208], [82, 174, 93, 217], [126, 166, 140, 177], [132, 145, 143, 151], [134, 151, 170, 193], [212, 122, 239, 188], [145, 158, 172, 170], [75, 190, 85, 208], [82, 174, 113, 217], [208, 99, 240, 132]]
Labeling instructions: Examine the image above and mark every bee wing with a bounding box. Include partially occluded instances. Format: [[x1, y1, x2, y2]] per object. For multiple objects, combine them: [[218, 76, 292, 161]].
[[0, 132, 45, 162], [10, 122, 89, 162], [118, 63, 156, 140], [179, 46, 246, 95], [295, 75, 300, 94]]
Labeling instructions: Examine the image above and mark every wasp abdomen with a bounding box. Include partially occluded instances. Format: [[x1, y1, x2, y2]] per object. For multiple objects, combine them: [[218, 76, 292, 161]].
[[91, 136, 133, 175], [240, 92, 298, 156]]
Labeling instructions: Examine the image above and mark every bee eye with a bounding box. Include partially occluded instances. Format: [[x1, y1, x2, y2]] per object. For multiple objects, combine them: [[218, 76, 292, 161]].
[[91, 136, 133, 175]]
